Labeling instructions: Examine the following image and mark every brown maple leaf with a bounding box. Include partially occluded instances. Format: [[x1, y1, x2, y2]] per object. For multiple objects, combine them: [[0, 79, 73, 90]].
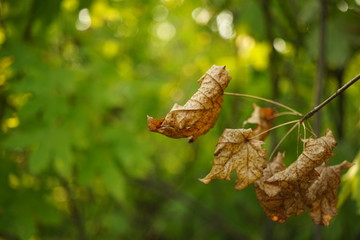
[[306, 161, 353, 226], [264, 129, 337, 196], [243, 104, 277, 140], [199, 128, 266, 190], [255, 152, 307, 223], [255, 152, 286, 193], [147, 65, 231, 142], [256, 187, 307, 223], [255, 130, 353, 225]]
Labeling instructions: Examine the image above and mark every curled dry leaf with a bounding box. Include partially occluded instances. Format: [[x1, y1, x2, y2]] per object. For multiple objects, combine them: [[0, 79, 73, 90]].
[[147, 65, 231, 142], [255, 131, 353, 225], [255, 152, 286, 193], [264, 129, 337, 196], [307, 161, 353, 226], [199, 128, 266, 190], [255, 152, 307, 223], [243, 104, 277, 140], [256, 187, 307, 223]]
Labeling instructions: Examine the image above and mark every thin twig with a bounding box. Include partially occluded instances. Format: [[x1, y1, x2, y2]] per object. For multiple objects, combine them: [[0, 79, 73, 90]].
[[269, 122, 300, 160], [306, 120, 317, 137], [274, 111, 301, 117], [224, 92, 302, 116], [296, 121, 301, 157], [302, 122, 307, 141], [302, 122, 307, 151], [59, 177, 88, 240], [250, 120, 299, 140], [300, 73, 360, 123], [298, 122, 302, 156]]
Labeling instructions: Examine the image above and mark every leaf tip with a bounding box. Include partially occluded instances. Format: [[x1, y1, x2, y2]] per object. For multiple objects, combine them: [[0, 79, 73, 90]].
[[322, 215, 333, 226], [147, 115, 164, 132], [234, 183, 245, 191], [188, 136, 196, 143], [325, 128, 337, 145], [199, 177, 212, 184], [340, 160, 354, 169]]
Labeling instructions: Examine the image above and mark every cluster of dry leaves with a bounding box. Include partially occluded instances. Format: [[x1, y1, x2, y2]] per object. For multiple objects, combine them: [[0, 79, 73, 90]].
[[147, 65, 353, 226]]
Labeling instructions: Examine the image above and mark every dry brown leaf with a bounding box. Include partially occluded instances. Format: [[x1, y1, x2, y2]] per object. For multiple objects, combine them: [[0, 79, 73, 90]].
[[147, 65, 231, 142], [307, 161, 353, 226], [255, 152, 286, 193], [264, 129, 337, 196], [255, 152, 307, 223], [243, 104, 277, 140], [255, 131, 352, 225], [254, 152, 287, 222], [256, 188, 307, 223], [199, 128, 266, 190]]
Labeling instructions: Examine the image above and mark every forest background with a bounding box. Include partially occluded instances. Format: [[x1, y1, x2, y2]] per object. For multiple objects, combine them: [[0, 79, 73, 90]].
[[0, 0, 360, 239]]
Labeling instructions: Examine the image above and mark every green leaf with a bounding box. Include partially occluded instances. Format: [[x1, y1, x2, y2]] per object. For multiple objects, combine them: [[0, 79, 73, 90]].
[[29, 140, 52, 174], [101, 158, 126, 203], [339, 152, 360, 212], [53, 129, 74, 177]]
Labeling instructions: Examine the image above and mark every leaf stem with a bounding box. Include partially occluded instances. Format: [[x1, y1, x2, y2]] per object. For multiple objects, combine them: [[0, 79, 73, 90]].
[[300, 73, 360, 123], [274, 111, 301, 117], [269, 122, 300, 160], [250, 120, 299, 140], [224, 92, 303, 116]]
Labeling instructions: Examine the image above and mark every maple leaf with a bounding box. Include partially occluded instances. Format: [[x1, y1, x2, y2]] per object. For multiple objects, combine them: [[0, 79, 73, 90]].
[[147, 65, 231, 142], [255, 152, 307, 223], [255, 152, 286, 193], [264, 129, 337, 196], [243, 104, 277, 140], [306, 161, 353, 226], [255, 131, 353, 225], [199, 128, 266, 190]]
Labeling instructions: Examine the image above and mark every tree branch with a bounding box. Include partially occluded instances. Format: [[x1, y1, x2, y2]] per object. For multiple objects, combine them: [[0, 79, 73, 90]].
[[59, 177, 88, 240], [300, 73, 360, 123]]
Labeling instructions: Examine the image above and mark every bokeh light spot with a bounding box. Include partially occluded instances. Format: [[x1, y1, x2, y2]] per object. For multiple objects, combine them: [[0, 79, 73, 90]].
[[76, 8, 92, 31], [236, 34, 255, 57], [8, 174, 20, 189], [102, 40, 120, 58], [192, 8, 212, 25], [0, 28, 5, 45], [154, 22, 176, 41], [216, 10, 235, 39], [61, 0, 78, 12], [5, 116, 19, 128], [273, 38, 286, 53], [337, 0, 349, 12]]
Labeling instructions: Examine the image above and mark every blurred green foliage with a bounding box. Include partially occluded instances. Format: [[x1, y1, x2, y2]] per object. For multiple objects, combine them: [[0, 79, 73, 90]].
[[0, 0, 360, 239]]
